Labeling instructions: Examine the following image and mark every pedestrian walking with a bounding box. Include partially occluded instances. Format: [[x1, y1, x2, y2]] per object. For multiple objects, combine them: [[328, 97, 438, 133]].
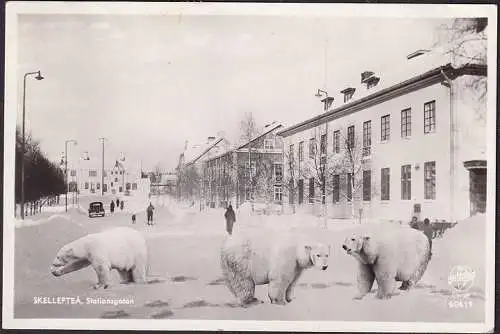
[[116, 198, 120, 207], [132, 214, 136, 224], [110, 201, 115, 213], [146, 202, 155, 225], [224, 204, 236, 235]]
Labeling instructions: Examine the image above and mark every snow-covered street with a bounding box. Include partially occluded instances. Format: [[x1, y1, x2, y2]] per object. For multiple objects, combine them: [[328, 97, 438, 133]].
[[13, 196, 486, 322]]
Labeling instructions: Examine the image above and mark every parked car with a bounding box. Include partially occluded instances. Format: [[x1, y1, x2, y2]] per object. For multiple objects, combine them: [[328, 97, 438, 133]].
[[88, 201, 105, 218]]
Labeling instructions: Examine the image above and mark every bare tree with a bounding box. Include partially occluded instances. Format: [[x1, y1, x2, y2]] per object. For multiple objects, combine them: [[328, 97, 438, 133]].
[[435, 18, 488, 121], [329, 129, 366, 223], [239, 112, 262, 210], [178, 164, 201, 205], [295, 126, 376, 223], [282, 144, 301, 214]]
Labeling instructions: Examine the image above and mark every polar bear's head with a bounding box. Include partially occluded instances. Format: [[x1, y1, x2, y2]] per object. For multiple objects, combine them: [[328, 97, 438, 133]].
[[51, 241, 91, 277], [342, 234, 373, 264], [299, 243, 330, 270]]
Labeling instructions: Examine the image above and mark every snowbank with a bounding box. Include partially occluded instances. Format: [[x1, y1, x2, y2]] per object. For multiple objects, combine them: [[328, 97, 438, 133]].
[[422, 214, 486, 297], [15, 214, 73, 228]]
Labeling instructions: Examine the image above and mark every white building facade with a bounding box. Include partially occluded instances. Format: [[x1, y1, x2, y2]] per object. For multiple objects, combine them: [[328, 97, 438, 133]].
[[278, 52, 487, 223], [67, 159, 150, 199]]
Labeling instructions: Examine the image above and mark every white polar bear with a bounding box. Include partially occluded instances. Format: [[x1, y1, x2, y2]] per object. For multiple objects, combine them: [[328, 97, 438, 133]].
[[342, 226, 431, 300], [220, 232, 330, 306], [51, 227, 148, 289]]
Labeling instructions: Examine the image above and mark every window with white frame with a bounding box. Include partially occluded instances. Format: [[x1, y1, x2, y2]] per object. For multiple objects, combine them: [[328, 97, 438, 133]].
[[299, 141, 304, 161], [381, 115, 390, 141], [333, 130, 340, 154], [401, 164, 411, 200], [320, 134, 327, 156], [274, 185, 283, 201], [381, 167, 390, 200], [363, 170, 371, 201], [309, 138, 316, 158], [424, 101, 436, 134], [347, 173, 353, 202], [274, 163, 283, 182], [70, 169, 77, 177], [401, 108, 412, 137], [289, 144, 294, 163], [424, 161, 436, 199], [264, 139, 275, 150], [332, 175, 340, 203], [363, 121, 371, 156], [347, 126, 355, 149], [89, 170, 97, 177]]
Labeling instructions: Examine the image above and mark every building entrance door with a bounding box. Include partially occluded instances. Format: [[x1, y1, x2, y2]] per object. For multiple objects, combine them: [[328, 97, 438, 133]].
[[464, 160, 487, 216], [470, 168, 486, 215]]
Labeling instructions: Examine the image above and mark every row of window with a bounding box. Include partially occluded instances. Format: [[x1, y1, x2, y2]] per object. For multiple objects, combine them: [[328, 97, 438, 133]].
[[69, 170, 125, 177], [292, 161, 436, 204], [290, 100, 437, 160], [83, 182, 138, 191]]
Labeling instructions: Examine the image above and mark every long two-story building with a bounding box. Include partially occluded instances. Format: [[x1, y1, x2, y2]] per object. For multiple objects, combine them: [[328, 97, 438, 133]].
[[278, 50, 487, 223], [202, 122, 284, 209]]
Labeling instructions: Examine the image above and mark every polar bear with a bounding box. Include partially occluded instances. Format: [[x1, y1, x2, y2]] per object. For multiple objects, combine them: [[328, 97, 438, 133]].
[[220, 232, 330, 306], [51, 227, 148, 289], [342, 226, 431, 300]]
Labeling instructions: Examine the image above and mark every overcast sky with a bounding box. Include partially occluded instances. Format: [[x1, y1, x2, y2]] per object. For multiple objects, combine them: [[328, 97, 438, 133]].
[[17, 14, 450, 171]]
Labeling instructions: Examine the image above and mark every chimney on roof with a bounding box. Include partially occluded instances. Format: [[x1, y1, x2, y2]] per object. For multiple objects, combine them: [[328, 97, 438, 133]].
[[207, 136, 216, 144], [361, 71, 380, 90], [361, 71, 375, 83], [321, 97, 335, 112]]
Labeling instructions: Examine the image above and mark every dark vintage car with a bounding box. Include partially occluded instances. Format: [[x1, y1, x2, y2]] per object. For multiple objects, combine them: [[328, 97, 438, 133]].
[[88, 201, 105, 218]]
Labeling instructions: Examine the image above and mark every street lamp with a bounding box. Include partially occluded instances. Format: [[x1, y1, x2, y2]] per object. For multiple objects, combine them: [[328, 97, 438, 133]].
[[65, 139, 77, 212], [20, 70, 44, 219]]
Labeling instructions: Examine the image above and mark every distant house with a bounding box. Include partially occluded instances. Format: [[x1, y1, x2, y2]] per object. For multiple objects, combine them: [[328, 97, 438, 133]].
[[68, 158, 150, 199], [202, 122, 284, 209], [176, 135, 231, 206], [150, 172, 177, 196]]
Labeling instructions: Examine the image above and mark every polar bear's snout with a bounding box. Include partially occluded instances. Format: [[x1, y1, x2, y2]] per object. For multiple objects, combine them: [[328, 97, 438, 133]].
[[310, 244, 329, 271]]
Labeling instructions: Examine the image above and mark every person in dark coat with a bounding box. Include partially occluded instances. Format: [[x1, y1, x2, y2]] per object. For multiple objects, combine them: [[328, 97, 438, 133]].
[[132, 214, 136, 224], [224, 204, 236, 235], [110, 201, 115, 213], [422, 218, 434, 249], [116, 198, 120, 207], [146, 203, 155, 225]]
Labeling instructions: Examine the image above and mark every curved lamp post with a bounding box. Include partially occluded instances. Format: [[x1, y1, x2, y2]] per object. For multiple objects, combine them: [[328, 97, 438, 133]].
[[20, 70, 44, 219]]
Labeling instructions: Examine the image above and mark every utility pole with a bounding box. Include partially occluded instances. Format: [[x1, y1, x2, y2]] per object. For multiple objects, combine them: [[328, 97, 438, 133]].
[[64, 139, 77, 212], [99, 137, 106, 196]]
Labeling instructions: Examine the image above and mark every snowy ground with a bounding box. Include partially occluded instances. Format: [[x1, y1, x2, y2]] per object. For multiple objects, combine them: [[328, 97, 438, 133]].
[[13, 195, 486, 322]]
